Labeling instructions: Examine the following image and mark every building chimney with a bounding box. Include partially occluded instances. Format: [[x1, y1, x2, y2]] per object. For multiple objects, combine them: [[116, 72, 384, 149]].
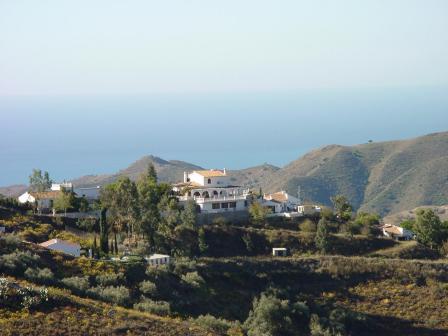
[[183, 172, 188, 183], [223, 168, 226, 175]]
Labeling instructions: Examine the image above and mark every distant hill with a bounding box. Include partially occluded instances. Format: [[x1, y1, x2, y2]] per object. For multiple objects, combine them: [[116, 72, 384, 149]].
[[262, 131, 448, 215], [2, 132, 447, 216], [228, 164, 280, 188], [70, 155, 204, 187], [0, 184, 27, 198]]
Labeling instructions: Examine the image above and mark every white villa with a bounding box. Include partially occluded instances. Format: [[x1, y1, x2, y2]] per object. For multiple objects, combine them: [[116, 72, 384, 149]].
[[173, 169, 250, 214], [39, 238, 81, 257]]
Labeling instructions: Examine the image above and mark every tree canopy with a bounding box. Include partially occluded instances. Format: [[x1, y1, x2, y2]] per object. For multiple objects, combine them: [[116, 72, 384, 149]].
[[29, 169, 52, 192]]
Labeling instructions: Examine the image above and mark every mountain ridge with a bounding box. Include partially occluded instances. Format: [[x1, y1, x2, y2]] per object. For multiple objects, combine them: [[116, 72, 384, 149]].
[[2, 131, 447, 216]]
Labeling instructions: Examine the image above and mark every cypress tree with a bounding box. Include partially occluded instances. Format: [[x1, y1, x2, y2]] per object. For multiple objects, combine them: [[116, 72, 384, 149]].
[[93, 235, 98, 259], [99, 208, 109, 254], [114, 232, 119, 255], [315, 217, 330, 254]]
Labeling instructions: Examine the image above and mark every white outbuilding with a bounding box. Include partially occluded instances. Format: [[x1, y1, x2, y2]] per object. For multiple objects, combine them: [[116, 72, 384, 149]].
[[146, 253, 171, 266], [272, 248, 288, 257], [39, 238, 81, 257]]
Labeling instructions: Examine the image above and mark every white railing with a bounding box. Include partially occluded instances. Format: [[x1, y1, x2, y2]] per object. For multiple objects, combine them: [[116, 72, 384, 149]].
[[178, 194, 249, 203]]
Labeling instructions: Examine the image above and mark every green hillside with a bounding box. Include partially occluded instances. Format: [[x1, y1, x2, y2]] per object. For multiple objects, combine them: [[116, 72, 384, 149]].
[[263, 132, 448, 215]]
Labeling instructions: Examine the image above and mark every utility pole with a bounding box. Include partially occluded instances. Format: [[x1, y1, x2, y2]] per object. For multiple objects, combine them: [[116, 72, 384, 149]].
[[297, 186, 302, 205]]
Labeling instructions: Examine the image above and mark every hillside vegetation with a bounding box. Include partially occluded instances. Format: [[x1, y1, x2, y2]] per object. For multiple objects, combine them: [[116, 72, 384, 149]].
[[263, 131, 448, 215]]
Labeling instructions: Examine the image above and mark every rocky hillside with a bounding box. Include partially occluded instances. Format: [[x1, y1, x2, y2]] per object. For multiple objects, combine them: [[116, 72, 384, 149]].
[[383, 205, 448, 226], [262, 131, 448, 215]]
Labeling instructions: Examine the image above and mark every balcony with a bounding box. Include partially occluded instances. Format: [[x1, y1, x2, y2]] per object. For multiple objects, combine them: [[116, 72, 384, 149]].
[[178, 194, 249, 203]]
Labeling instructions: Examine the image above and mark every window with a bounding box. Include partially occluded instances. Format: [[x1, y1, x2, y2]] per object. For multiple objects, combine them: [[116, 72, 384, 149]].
[[208, 178, 211, 184], [212, 203, 220, 209], [229, 202, 236, 208], [221, 202, 228, 208]]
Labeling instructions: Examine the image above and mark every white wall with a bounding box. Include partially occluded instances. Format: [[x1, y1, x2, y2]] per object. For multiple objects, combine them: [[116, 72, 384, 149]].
[[18, 192, 34, 204], [188, 172, 230, 187], [46, 242, 80, 257], [74, 187, 100, 200], [199, 199, 247, 213]]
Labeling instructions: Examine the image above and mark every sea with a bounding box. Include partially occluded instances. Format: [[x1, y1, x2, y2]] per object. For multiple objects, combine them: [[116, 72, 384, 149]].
[[1, 86, 447, 186]]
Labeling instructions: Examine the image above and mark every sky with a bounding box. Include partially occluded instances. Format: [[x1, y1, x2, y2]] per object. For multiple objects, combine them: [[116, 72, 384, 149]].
[[0, 1, 448, 186], [1, 0, 448, 95]]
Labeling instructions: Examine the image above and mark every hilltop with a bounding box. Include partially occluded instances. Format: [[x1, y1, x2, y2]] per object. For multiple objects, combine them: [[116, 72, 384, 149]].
[[70, 155, 204, 187]]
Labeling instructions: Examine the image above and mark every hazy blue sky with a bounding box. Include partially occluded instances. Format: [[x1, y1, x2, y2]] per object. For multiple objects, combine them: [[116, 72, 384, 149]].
[[1, 1, 447, 186], [1, 0, 447, 95]]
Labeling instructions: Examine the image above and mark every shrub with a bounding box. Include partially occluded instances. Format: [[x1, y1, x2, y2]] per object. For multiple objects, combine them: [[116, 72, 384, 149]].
[[244, 293, 309, 336], [212, 216, 230, 226], [194, 314, 238, 334], [173, 258, 197, 275], [0, 250, 41, 274], [24, 267, 54, 284], [95, 272, 124, 286], [87, 285, 130, 306], [139, 280, 157, 297], [133, 298, 171, 316], [19, 224, 53, 243], [61, 276, 90, 294], [299, 219, 317, 233], [0, 235, 21, 250], [181, 271, 205, 288]]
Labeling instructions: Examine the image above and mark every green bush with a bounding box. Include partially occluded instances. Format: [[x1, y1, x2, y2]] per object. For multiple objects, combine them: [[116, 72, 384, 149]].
[[0, 235, 21, 250], [181, 271, 205, 288], [299, 219, 317, 233], [244, 293, 309, 336], [139, 280, 157, 296], [24, 267, 54, 284], [95, 273, 124, 286], [193, 314, 238, 334], [173, 258, 197, 275], [87, 285, 130, 306], [133, 298, 171, 316], [61, 276, 90, 295], [0, 250, 41, 275]]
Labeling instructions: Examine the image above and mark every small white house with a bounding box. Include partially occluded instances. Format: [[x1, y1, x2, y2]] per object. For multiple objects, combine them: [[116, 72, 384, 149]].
[[272, 248, 288, 257], [18, 191, 62, 211], [382, 224, 414, 241], [263, 191, 300, 213], [297, 204, 322, 216], [39, 238, 81, 257], [146, 253, 171, 266]]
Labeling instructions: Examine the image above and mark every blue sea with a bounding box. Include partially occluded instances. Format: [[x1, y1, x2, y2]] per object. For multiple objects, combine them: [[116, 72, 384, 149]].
[[1, 87, 447, 186]]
